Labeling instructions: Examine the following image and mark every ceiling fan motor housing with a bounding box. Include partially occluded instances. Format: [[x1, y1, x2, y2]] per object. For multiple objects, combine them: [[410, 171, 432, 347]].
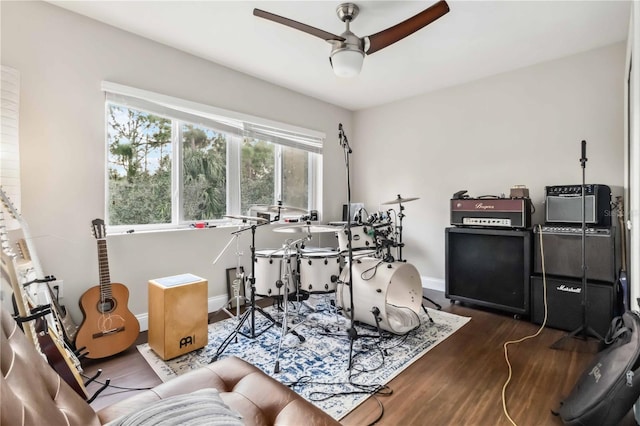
[[336, 3, 359, 22]]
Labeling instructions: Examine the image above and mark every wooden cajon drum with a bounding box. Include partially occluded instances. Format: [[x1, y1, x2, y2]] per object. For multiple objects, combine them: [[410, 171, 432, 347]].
[[148, 274, 208, 360]]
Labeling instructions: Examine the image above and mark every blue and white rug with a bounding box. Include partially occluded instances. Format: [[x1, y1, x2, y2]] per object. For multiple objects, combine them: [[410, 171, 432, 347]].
[[137, 296, 470, 420]]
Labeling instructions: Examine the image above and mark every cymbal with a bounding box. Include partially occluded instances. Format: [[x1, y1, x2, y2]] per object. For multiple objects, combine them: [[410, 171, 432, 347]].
[[274, 224, 337, 234], [224, 215, 268, 223], [381, 195, 420, 205], [253, 204, 308, 214]]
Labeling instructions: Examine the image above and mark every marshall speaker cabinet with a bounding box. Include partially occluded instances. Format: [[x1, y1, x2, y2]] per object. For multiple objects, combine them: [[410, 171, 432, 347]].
[[530, 276, 616, 338], [530, 225, 619, 334], [446, 227, 532, 316]]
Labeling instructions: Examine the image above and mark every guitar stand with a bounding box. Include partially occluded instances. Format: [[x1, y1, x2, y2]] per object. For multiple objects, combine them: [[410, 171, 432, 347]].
[[85, 377, 110, 404], [83, 369, 111, 404], [13, 304, 51, 326]]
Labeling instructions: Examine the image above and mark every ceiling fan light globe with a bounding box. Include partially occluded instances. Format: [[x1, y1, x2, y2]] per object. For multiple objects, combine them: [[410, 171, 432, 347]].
[[330, 48, 364, 78]]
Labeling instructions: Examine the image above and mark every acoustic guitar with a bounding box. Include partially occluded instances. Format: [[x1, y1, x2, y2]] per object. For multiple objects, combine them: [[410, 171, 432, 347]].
[[76, 219, 140, 359]]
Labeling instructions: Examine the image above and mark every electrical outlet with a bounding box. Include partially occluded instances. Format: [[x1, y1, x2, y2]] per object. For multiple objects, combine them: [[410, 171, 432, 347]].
[[53, 279, 63, 300]]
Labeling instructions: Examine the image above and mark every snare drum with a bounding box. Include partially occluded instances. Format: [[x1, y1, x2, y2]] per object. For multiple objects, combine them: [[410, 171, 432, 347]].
[[336, 257, 422, 334], [299, 250, 341, 294], [254, 249, 297, 297], [336, 225, 376, 253]]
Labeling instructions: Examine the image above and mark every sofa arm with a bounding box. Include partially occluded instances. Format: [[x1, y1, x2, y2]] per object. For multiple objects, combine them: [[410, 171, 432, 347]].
[[97, 356, 339, 426]]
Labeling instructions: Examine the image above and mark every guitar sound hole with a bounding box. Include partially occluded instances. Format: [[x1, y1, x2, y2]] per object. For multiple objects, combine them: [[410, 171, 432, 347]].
[[97, 298, 116, 314]]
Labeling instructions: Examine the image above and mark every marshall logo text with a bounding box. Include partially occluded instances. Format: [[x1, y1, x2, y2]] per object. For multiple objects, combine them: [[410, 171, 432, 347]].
[[557, 284, 582, 294]]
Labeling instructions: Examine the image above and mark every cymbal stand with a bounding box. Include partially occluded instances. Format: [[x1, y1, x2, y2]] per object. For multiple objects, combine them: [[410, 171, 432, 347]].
[[210, 222, 278, 362], [273, 236, 309, 373], [391, 195, 441, 311], [395, 195, 406, 263]]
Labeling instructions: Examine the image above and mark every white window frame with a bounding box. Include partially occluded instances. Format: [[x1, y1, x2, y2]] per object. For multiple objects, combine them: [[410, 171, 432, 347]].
[[102, 82, 324, 232]]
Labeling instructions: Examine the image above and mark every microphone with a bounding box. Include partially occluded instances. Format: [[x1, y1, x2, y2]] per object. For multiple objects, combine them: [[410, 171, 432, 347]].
[[338, 123, 352, 153], [580, 140, 587, 166]]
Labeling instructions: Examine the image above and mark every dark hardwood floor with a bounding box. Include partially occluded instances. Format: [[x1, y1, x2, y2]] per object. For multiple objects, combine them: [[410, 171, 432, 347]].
[[82, 290, 637, 425]]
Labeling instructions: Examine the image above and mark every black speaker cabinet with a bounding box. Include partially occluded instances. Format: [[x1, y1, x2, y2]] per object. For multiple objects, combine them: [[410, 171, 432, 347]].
[[531, 275, 616, 338], [445, 227, 532, 315], [533, 227, 618, 282]]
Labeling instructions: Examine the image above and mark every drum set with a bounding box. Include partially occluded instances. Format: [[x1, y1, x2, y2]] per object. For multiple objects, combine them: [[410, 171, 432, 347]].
[[211, 196, 434, 371]]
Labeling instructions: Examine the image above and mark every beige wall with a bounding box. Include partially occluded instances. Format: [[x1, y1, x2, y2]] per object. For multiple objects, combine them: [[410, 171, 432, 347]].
[[352, 43, 626, 290], [0, 1, 351, 328]]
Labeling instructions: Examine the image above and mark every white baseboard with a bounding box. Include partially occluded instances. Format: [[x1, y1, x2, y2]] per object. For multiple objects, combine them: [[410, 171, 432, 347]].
[[421, 276, 445, 292], [136, 294, 229, 332]]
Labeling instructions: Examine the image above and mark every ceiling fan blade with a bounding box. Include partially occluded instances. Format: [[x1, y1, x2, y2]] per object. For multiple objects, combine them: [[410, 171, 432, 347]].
[[253, 9, 345, 42], [365, 0, 450, 55]]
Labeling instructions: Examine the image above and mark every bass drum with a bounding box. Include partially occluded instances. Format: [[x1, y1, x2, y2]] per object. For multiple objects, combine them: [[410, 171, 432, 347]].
[[337, 257, 422, 334], [254, 249, 297, 298], [299, 250, 341, 294]]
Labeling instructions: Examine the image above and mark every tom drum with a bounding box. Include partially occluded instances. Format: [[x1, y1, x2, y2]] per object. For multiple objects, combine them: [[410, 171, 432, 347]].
[[299, 250, 341, 294], [336, 225, 376, 253], [254, 249, 297, 298]]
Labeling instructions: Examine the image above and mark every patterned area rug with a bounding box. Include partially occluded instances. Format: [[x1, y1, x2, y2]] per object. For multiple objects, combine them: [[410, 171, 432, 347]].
[[137, 296, 470, 420]]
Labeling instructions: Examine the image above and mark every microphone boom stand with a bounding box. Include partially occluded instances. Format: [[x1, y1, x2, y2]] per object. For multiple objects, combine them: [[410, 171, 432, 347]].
[[339, 124, 361, 373], [551, 140, 603, 350]]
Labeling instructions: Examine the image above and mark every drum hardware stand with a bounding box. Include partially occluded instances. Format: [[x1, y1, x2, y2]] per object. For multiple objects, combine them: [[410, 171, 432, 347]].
[[211, 222, 280, 363], [420, 302, 435, 323], [387, 195, 441, 312], [395, 195, 407, 263], [213, 226, 245, 320], [551, 140, 603, 351], [273, 237, 308, 373], [370, 307, 386, 344]]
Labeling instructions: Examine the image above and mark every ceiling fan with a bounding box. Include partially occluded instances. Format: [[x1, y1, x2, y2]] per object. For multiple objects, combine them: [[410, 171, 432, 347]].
[[253, 1, 450, 78]]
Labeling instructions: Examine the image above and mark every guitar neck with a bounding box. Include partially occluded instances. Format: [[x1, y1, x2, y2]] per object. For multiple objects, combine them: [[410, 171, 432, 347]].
[[97, 239, 113, 298]]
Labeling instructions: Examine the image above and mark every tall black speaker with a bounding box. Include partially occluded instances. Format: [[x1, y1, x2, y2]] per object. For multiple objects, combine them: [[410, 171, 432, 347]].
[[530, 275, 616, 337], [445, 227, 532, 315]]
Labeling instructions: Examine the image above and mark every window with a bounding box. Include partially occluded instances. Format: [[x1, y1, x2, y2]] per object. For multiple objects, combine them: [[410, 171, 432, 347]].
[[103, 82, 323, 230]]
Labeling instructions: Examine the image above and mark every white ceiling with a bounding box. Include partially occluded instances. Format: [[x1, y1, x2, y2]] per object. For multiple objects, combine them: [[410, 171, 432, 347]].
[[48, 1, 631, 111]]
